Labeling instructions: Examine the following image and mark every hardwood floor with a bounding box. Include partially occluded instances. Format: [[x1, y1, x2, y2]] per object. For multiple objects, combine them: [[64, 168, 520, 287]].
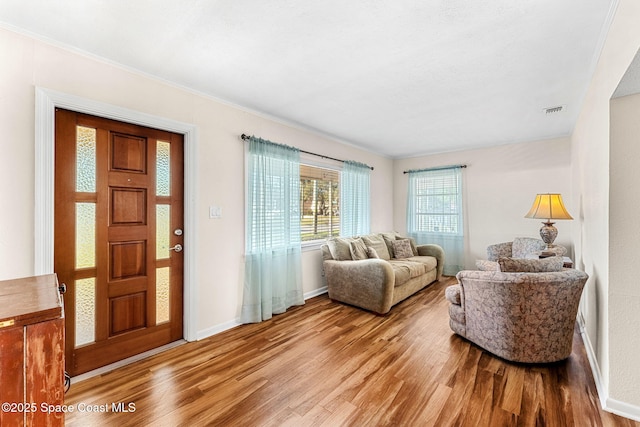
[[65, 277, 639, 426]]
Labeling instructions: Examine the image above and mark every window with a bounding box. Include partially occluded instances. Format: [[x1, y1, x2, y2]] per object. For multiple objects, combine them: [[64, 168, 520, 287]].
[[244, 139, 370, 245], [407, 167, 465, 275], [409, 169, 462, 235], [300, 164, 340, 242]]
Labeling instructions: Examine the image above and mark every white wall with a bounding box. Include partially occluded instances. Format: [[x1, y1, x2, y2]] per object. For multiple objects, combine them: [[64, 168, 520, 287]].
[[393, 138, 573, 268], [0, 27, 394, 335], [610, 92, 640, 408], [572, 0, 640, 417]]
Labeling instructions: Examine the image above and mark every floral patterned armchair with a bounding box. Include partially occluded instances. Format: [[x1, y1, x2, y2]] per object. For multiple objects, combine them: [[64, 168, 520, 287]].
[[486, 237, 566, 261], [445, 266, 588, 363]]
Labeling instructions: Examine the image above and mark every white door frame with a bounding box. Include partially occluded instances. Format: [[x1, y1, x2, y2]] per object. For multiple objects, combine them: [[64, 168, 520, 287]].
[[34, 87, 198, 342]]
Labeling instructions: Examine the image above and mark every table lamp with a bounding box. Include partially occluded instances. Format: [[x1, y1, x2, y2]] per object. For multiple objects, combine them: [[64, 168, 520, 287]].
[[525, 193, 573, 248]]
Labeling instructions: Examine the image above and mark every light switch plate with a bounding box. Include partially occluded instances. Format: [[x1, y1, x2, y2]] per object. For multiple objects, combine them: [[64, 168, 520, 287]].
[[209, 205, 222, 219]]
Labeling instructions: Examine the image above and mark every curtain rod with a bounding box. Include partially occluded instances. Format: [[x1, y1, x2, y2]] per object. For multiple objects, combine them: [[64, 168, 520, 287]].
[[403, 164, 467, 174], [241, 134, 374, 170]]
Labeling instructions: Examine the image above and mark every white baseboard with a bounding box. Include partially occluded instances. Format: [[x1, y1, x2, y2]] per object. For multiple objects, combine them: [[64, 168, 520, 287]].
[[304, 286, 328, 300], [578, 320, 607, 407], [606, 397, 640, 422], [196, 287, 329, 341], [197, 319, 242, 340], [578, 319, 640, 422]]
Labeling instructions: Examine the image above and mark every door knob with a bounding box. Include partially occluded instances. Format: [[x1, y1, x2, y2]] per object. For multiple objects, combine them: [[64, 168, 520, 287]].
[[168, 244, 183, 253]]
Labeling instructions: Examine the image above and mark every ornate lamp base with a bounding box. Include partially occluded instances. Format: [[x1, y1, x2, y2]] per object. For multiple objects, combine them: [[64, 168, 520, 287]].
[[539, 221, 558, 248]]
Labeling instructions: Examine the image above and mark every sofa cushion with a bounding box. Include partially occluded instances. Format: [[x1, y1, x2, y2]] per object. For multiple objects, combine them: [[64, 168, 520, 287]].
[[512, 237, 546, 258], [326, 237, 353, 261], [389, 259, 427, 286], [390, 262, 411, 286], [362, 234, 391, 260], [349, 238, 368, 260], [498, 256, 564, 272], [392, 239, 414, 259], [321, 244, 333, 261], [476, 259, 500, 271], [380, 232, 399, 258], [366, 247, 379, 259], [389, 257, 436, 287], [407, 256, 438, 272]]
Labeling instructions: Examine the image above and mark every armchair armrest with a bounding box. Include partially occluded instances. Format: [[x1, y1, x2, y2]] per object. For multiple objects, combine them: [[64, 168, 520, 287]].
[[445, 284, 462, 305], [417, 244, 445, 279], [323, 259, 395, 314]]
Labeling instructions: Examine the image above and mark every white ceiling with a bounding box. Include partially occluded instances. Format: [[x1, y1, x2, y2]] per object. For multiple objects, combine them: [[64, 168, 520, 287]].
[[0, 1, 618, 158]]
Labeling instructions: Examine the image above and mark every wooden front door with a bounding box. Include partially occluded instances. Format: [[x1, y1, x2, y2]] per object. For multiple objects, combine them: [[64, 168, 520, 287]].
[[54, 109, 184, 376]]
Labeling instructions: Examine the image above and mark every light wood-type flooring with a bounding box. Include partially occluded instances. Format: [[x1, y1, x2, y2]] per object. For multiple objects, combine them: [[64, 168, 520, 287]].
[[65, 277, 639, 426]]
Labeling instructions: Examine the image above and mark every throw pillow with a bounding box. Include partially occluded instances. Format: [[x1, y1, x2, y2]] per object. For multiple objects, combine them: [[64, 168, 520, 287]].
[[361, 234, 391, 260], [349, 238, 368, 260], [476, 259, 500, 271], [395, 233, 419, 256], [498, 256, 564, 273], [326, 237, 353, 261], [366, 247, 379, 259], [392, 239, 414, 259]]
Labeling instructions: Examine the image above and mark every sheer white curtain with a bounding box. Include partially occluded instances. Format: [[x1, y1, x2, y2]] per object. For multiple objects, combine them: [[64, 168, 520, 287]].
[[406, 167, 464, 275], [241, 137, 304, 323], [340, 161, 371, 237]]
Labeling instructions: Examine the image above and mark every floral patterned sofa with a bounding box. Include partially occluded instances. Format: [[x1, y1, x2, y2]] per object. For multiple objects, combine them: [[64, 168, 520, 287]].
[[445, 257, 588, 363]]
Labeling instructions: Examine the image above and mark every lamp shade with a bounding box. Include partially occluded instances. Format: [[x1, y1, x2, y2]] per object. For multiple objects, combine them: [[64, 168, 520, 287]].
[[525, 193, 573, 221]]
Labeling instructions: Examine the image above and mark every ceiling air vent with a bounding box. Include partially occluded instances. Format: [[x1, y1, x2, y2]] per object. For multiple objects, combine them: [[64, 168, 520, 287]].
[[543, 105, 565, 115]]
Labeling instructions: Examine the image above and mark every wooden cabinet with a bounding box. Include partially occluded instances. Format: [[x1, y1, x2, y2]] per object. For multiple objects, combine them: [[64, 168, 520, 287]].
[[0, 274, 65, 427]]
